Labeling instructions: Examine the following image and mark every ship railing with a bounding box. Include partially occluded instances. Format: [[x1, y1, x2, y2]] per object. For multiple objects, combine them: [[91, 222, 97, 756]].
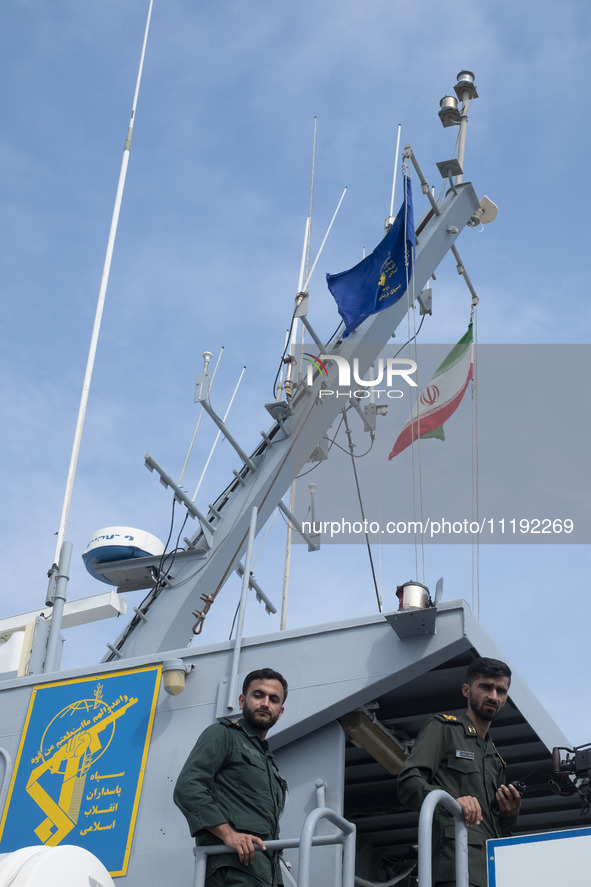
[[193, 807, 356, 887], [417, 789, 469, 887], [0, 747, 12, 813]]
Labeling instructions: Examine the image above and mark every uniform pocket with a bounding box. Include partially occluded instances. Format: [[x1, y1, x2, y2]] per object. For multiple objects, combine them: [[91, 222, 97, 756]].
[[446, 757, 479, 775], [443, 823, 486, 847], [239, 747, 266, 769], [445, 755, 480, 797]]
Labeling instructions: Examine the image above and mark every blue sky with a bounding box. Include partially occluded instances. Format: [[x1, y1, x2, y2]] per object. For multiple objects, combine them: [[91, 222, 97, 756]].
[[1, 0, 590, 746]]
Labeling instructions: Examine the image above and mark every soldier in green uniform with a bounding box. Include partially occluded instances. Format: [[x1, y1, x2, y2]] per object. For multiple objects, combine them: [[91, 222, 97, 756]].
[[397, 657, 521, 887], [174, 668, 288, 887]]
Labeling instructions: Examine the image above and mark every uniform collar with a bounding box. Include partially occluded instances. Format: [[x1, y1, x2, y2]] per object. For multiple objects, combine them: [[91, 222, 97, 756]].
[[237, 716, 270, 750], [460, 712, 492, 743]]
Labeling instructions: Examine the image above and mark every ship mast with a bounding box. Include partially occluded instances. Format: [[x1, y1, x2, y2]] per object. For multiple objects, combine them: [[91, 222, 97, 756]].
[[280, 118, 317, 631], [104, 181, 482, 659], [94, 71, 485, 660]]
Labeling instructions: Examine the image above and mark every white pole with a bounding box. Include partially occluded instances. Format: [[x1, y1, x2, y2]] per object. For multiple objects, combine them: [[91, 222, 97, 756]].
[[280, 485, 295, 631], [292, 217, 310, 386], [192, 366, 246, 501], [303, 186, 347, 291], [43, 540, 72, 673], [281, 117, 317, 627], [227, 506, 258, 709], [306, 117, 318, 284], [457, 95, 471, 184], [179, 346, 224, 485], [388, 123, 402, 222], [280, 313, 301, 627], [297, 217, 311, 294], [48, 0, 155, 582]]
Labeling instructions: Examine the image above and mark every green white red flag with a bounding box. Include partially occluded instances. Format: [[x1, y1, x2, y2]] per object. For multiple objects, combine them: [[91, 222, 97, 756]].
[[388, 324, 474, 459]]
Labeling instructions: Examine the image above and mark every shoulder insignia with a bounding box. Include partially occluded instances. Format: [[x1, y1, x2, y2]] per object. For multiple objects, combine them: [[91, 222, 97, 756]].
[[466, 725, 477, 735], [434, 713, 463, 726]]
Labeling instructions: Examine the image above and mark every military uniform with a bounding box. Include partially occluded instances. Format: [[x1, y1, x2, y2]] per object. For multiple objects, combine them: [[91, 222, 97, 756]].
[[174, 717, 287, 887], [397, 713, 517, 887]]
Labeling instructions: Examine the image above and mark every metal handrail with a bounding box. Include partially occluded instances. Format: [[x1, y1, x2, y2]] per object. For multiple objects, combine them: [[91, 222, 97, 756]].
[[299, 807, 356, 887], [193, 807, 356, 887], [0, 746, 12, 813], [417, 790, 469, 887]]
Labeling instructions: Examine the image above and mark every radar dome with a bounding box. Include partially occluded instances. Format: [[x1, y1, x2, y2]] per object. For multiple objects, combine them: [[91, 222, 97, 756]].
[[82, 526, 165, 585], [0, 845, 115, 887]]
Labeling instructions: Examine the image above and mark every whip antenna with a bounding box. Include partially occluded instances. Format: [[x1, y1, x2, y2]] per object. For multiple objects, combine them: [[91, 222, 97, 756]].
[[303, 186, 347, 291], [387, 123, 402, 227], [47, 0, 155, 598]]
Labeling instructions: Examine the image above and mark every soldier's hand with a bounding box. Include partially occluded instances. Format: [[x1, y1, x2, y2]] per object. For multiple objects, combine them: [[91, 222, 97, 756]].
[[225, 831, 266, 865], [495, 783, 521, 818], [208, 824, 266, 865], [456, 795, 483, 827]]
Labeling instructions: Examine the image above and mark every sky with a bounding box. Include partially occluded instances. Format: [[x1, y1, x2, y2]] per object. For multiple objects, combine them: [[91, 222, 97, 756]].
[[0, 0, 590, 748]]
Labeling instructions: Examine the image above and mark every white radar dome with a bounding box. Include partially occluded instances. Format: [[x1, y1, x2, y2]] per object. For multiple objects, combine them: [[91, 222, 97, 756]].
[[0, 845, 115, 887], [82, 526, 165, 586]]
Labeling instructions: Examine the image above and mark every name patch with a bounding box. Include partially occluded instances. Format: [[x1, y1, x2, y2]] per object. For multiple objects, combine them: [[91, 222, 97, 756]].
[[456, 750, 475, 760]]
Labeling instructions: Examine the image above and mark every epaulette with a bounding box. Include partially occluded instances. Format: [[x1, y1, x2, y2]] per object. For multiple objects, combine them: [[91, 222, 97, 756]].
[[434, 713, 478, 735], [435, 713, 462, 724], [219, 717, 242, 729]]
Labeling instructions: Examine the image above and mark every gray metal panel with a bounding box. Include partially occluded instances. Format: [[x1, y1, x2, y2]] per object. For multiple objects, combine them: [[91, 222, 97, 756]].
[[276, 722, 346, 887], [0, 600, 584, 886]]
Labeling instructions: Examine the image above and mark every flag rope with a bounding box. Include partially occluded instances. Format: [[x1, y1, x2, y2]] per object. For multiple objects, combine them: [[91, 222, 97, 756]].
[[386, 168, 481, 610], [401, 163, 427, 584], [470, 295, 480, 616]]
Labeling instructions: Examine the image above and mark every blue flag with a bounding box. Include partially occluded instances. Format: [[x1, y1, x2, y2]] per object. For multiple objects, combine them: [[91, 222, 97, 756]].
[[326, 177, 414, 338]]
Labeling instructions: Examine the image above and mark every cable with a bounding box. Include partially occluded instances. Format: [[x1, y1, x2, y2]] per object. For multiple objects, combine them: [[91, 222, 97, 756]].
[[272, 307, 298, 399], [328, 435, 375, 459], [295, 460, 323, 480], [326, 320, 344, 347], [228, 600, 240, 640], [342, 409, 382, 612], [392, 314, 425, 358]]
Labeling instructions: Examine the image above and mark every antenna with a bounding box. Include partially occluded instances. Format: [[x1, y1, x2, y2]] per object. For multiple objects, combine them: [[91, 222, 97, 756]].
[[303, 187, 347, 291], [297, 217, 311, 295], [386, 123, 402, 227], [281, 118, 318, 626], [192, 366, 246, 501], [305, 117, 318, 285], [47, 0, 155, 603], [296, 118, 318, 383], [179, 347, 224, 485]]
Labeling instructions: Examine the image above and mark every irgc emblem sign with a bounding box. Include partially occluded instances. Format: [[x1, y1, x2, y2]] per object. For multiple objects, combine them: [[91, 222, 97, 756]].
[[0, 664, 161, 876]]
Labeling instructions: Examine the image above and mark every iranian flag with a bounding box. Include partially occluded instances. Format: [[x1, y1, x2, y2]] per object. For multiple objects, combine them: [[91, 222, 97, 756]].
[[388, 325, 474, 459]]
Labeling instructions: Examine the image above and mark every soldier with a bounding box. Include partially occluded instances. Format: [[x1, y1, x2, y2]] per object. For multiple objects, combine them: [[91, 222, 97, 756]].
[[174, 668, 288, 887], [397, 657, 521, 887]]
